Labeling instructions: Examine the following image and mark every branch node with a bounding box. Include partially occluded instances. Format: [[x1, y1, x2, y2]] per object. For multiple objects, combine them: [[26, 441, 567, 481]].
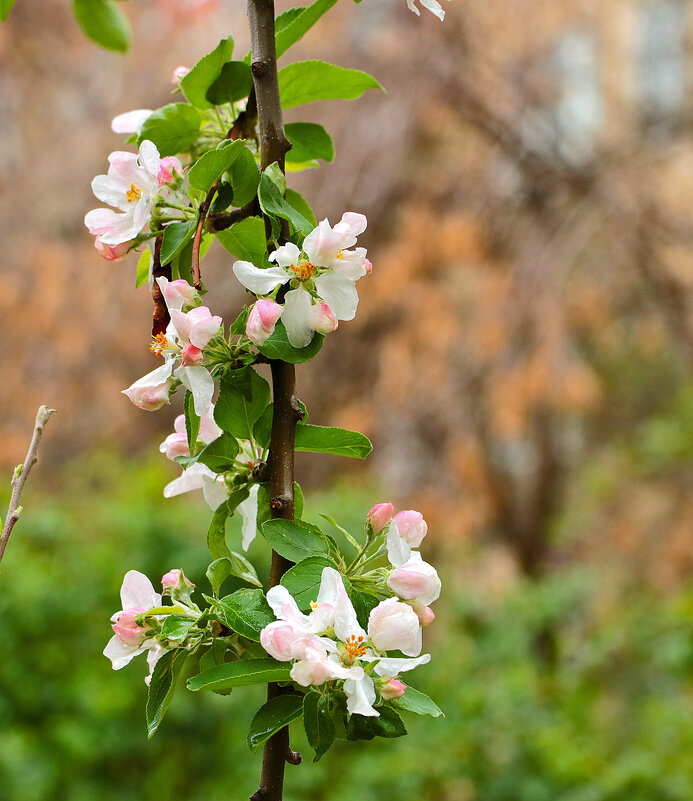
[[252, 461, 270, 482], [269, 496, 288, 512], [291, 397, 305, 422], [251, 60, 269, 75], [286, 749, 302, 766]]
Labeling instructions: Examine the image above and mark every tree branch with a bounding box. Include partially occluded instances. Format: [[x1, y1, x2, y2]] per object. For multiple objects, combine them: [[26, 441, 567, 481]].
[[0, 406, 55, 567], [151, 235, 171, 337]]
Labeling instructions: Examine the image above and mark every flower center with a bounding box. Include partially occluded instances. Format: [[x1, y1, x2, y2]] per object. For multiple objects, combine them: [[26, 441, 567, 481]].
[[310, 600, 318, 612], [126, 183, 142, 203], [290, 260, 315, 280], [344, 635, 367, 660], [150, 332, 169, 357]]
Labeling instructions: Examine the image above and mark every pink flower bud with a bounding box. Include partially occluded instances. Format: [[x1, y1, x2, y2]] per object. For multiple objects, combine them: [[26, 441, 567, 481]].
[[392, 510, 428, 547], [123, 367, 173, 411], [411, 599, 436, 626], [367, 502, 394, 533], [161, 569, 193, 591], [260, 622, 314, 662], [387, 554, 441, 606], [181, 342, 203, 366], [157, 277, 199, 312], [160, 432, 190, 461], [246, 299, 283, 346], [94, 237, 131, 262], [368, 597, 421, 656], [379, 678, 406, 700], [310, 302, 338, 335], [112, 607, 147, 647], [158, 156, 183, 185], [171, 65, 191, 84], [363, 258, 373, 274]]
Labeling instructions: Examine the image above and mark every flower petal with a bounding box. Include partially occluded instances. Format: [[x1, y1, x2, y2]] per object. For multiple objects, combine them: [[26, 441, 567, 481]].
[[238, 483, 260, 551], [343, 675, 379, 717], [282, 288, 315, 348], [233, 261, 289, 295], [111, 109, 153, 134], [174, 365, 214, 416], [103, 635, 144, 670], [120, 570, 161, 610], [313, 272, 359, 321], [269, 242, 301, 269]]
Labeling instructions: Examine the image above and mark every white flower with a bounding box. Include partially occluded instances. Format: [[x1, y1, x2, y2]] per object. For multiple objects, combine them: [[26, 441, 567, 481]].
[[232, 212, 369, 348], [160, 406, 222, 461], [163, 462, 229, 511], [406, 0, 448, 20], [111, 109, 153, 135]]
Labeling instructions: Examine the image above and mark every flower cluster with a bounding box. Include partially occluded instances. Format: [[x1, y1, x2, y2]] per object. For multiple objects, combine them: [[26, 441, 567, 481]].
[[234, 213, 371, 348], [122, 276, 223, 415], [104, 569, 198, 684], [261, 566, 431, 716]]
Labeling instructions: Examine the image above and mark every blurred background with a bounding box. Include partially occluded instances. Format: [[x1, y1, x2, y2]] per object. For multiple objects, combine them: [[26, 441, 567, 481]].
[[3, 0, 693, 798]]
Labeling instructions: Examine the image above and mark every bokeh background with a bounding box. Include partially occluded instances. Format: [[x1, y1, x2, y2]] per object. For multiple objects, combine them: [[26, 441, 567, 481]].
[[4, 0, 693, 798]]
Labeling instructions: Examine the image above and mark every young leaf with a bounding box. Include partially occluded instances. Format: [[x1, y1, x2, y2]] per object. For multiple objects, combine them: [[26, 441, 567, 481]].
[[138, 103, 202, 156], [278, 60, 383, 109], [258, 170, 313, 236], [294, 482, 305, 519], [219, 588, 274, 641], [181, 37, 235, 109], [197, 432, 240, 473], [253, 403, 274, 450], [295, 424, 372, 459], [275, 0, 338, 59], [285, 122, 334, 164], [349, 589, 380, 629], [161, 221, 196, 266], [303, 691, 335, 761], [187, 658, 291, 692], [225, 148, 261, 208], [257, 321, 325, 364], [207, 487, 250, 560], [1, 0, 18, 21], [391, 686, 444, 718], [206, 60, 254, 105], [216, 216, 267, 265], [262, 519, 331, 563], [345, 706, 407, 741], [280, 556, 340, 610], [207, 553, 262, 596], [214, 367, 271, 440], [72, 0, 131, 53], [247, 693, 305, 751], [160, 615, 196, 641], [135, 249, 151, 289], [285, 189, 317, 227], [146, 649, 188, 738], [188, 140, 245, 193], [184, 391, 201, 454]]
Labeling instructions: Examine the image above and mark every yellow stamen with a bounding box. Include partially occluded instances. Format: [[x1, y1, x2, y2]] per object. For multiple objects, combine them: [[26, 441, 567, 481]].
[[150, 333, 168, 357], [344, 634, 367, 660], [310, 601, 318, 612], [126, 183, 142, 203], [290, 260, 315, 280]]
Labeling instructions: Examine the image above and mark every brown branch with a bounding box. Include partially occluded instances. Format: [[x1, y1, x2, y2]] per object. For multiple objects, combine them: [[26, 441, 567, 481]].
[[0, 406, 55, 568], [207, 200, 257, 232], [151, 235, 171, 337], [191, 182, 218, 291]]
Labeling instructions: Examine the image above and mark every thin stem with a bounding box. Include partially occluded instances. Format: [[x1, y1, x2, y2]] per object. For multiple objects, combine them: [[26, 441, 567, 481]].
[[0, 406, 55, 568]]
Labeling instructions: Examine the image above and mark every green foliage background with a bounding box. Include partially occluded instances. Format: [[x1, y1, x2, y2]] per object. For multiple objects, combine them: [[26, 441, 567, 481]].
[[3, 450, 693, 801]]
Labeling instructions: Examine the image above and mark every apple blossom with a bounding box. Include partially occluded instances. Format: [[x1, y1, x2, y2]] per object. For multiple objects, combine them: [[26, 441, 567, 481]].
[[156, 276, 199, 312], [378, 678, 406, 701], [366, 502, 394, 533], [159, 407, 222, 461], [164, 462, 229, 511], [171, 65, 191, 84], [161, 569, 194, 591], [310, 302, 338, 335], [158, 156, 183, 185], [406, 0, 448, 20], [411, 599, 436, 627], [111, 108, 153, 135], [387, 551, 441, 606], [232, 212, 369, 348], [246, 299, 283, 346], [367, 597, 422, 657], [122, 362, 174, 411], [94, 237, 131, 262], [392, 510, 428, 548], [363, 258, 373, 274]]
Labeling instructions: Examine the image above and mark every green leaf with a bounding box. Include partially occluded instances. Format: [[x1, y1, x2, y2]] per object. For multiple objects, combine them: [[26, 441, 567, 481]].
[[257, 321, 325, 364], [285, 189, 317, 227], [184, 391, 200, 454], [294, 482, 305, 519], [253, 403, 274, 450], [392, 687, 444, 718], [146, 649, 188, 738], [225, 148, 261, 208], [214, 367, 271, 440], [280, 556, 339, 610], [219, 588, 274, 641], [349, 590, 379, 629], [1, 0, 18, 22], [207, 554, 262, 595], [199, 639, 229, 675], [197, 432, 240, 473], [160, 615, 196, 641], [161, 221, 196, 266], [206, 60, 254, 105], [275, 0, 338, 59], [216, 216, 267, 265], [295, 424, 372, 459], [258, 169, 313, 236], [247, 693, 305, 751], [279, 60, 382, 110], [138, 103, 202, 156], [188, 140, 245, 193], [303, 691, 335, 761], [207, 487, 249, 560], [181, 37, 235, 109], [345, 706, 407, 741], [135, 249, 150, 289], [72, 0, 131, 52], [262, 519, 331, 563], [188, 658, 291, 692], [285, 123, 334, 164]]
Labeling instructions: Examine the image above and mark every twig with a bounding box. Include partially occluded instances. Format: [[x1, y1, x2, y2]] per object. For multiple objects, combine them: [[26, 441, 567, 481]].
[[151, 235, 171, 337], [191, 182, 218, 291], [0, 406, 56, 567]]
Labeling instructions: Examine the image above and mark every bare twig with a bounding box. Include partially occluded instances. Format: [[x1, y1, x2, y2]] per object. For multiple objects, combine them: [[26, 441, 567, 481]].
[[0, 406, 55, 567], [151, 235, 171, 337]]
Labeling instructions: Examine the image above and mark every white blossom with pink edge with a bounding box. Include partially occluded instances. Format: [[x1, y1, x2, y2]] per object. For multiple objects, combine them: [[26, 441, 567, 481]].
[[232, 212, 369, 348], [159, 407, 222, 461], [260, 567, 431, 717], [406, 0, 448, 20], [156, 276, 199, 312], [103, 570, 164, 679], [246, 299, 284, 346], [122, 363, 175, 411], [111, 109, 153, 135]]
